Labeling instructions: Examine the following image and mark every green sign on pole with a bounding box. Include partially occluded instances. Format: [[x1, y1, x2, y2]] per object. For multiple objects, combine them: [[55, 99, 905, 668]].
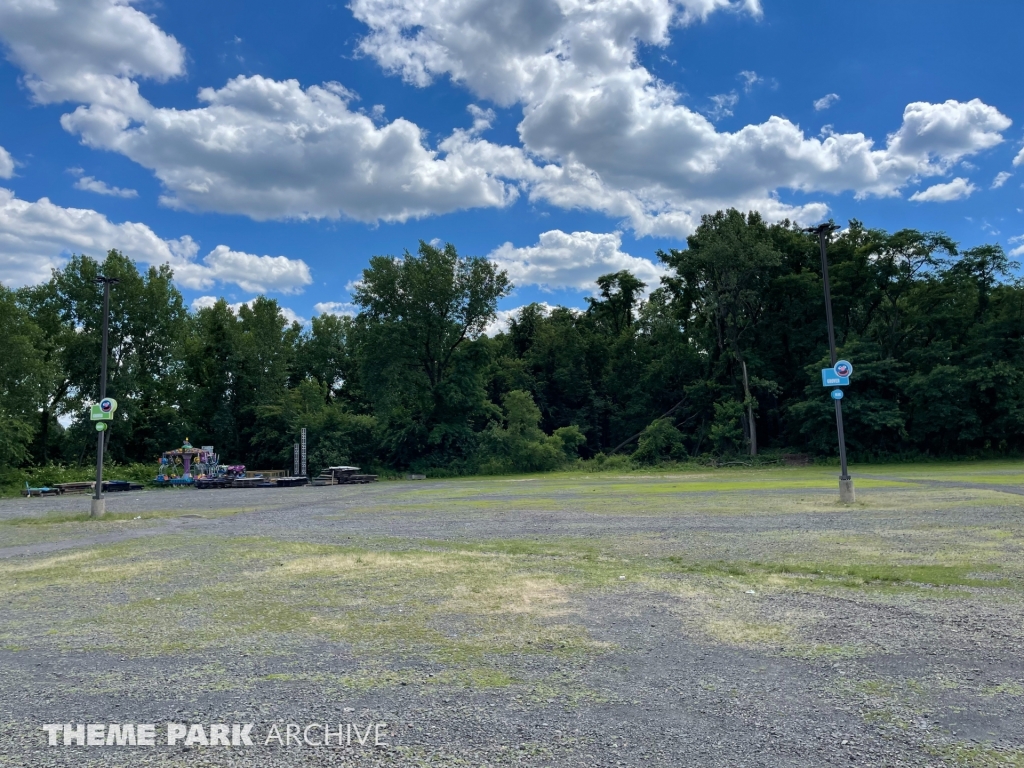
[[90, 397, 118, 421]]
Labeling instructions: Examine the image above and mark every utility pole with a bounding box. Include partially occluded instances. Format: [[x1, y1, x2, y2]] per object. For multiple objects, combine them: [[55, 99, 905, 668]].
[[92, 275, 119, 518], [806, 223, 855, 503]]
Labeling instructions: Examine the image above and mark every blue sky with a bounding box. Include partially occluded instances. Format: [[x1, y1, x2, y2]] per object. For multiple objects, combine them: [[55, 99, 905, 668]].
[[1, 0, 1021, 325]]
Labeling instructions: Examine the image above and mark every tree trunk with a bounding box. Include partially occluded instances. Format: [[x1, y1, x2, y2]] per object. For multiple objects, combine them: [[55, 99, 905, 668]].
[[741, 360, 757, 456]]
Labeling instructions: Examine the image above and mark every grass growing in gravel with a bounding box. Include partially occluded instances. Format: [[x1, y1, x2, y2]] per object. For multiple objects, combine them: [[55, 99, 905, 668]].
[[329, 464, 1024, 522], [0, 508, 253, 549], [0, 507, 248, 526], [0, 536, 611, 675], [2, 463, 1024, 694], [667, 558, 1007, 588], [2, 520, 1021, 672], [928, 743, 1024, 767]]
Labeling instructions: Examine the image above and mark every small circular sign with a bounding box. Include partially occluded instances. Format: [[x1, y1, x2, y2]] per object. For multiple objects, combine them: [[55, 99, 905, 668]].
[[99, 397, 117, 413], [831, 388, 844, 400], [95, 422, 108, 431], [834, 360, 853, 378]]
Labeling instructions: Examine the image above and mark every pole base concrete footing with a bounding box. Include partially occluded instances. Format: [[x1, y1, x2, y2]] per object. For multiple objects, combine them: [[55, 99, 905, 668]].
[[90, 498, 105, 518], [839, 478, 855, 503]]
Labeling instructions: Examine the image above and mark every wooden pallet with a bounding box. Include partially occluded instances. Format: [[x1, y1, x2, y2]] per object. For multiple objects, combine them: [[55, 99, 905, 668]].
[[231, 476, 274, 489], [56, 481, 95, 495], [311, 467, 378, 486]]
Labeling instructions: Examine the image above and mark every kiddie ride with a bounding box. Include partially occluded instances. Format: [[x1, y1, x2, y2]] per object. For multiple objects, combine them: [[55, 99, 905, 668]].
[[154, 438, 309, 489], [154, 438, 218, 487]]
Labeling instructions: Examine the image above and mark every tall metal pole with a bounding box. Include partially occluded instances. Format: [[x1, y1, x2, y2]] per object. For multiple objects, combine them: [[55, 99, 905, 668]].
[[808, 224, 855, 501], [91, 277, 114, 518]]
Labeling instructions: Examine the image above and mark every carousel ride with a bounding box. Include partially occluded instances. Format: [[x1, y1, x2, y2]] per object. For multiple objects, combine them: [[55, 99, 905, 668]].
[[154, 438, 240, 487]]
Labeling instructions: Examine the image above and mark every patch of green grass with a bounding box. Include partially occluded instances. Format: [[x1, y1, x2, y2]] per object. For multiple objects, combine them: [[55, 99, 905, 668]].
[[414, 537, 598, 558], [862, 707, 911, 729], [928, 743, 1024, 767], [851, 684, 892, 700], [0, 508, 248, 526], [705, 618, 791, 645], [666, 557, 1009, 589], [981, 682, 1024, 696], [321, 466, 1019, 525], [0, 536, 612, 676], [782, 643, 867, 659], [854, 679, 898, 696]]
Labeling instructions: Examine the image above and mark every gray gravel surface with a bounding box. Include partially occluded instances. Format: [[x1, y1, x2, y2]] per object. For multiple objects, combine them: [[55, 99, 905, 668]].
[[1, 472, 1023, 767]]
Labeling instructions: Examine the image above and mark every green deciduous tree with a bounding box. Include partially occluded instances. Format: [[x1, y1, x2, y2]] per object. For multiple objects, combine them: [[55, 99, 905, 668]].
[[0, 285, 48, 468], [353, 241, 511, 467], [479, 390, 583, 473]]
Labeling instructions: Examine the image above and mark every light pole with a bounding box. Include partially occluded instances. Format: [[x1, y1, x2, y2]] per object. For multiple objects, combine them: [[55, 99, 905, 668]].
[[806, 223, 855, 503], [91, 275, 119, 518]]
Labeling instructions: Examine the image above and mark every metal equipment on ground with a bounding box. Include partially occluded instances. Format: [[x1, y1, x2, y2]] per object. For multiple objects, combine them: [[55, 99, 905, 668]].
[[312, 466, 378, 486]]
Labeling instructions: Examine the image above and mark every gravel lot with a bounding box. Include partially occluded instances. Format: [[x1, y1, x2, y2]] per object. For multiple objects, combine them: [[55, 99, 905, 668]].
[[1, 466, 1023, 767]]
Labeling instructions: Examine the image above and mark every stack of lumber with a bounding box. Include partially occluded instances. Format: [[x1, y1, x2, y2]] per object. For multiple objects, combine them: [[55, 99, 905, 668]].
[[56, 481, 95, 495], [103, 480, 144, 492], [312, 466, 378, 486], [275, 476, 309, 487], [231, 476, 274, 489]]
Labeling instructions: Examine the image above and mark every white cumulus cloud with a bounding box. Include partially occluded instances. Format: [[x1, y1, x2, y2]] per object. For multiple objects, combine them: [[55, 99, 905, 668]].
[[814, 93, 839, 111], [992, 171, 1011, 189], [73, 174, 137, 198], [62, 75, 516, 222], [313, 301, 358, 317], [1008, 235, 1024, 258], [1015, 147, 1024, 167], [352, 0, 1012, 234], [908, 177, 977, 203], [0, 0, 184, 113], [0, 188, 311, 292], [0, 0, 1015, 241], [488, 230, 665, 293], [195, 245, 312, 294], [189, 296, 219, 311], [0, 146, 13, 179]]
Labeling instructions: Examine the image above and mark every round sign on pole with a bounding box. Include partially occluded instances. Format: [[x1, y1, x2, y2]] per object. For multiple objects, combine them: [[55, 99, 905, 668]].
[[99, 397, 118, 414], [834, 360, 853, 378], [831, 388, 844, 400], [95, 422, 108, 431]]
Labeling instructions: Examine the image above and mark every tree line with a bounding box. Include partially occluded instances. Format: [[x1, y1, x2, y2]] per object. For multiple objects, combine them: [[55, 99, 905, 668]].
[[2, 209, 1022, 479]]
